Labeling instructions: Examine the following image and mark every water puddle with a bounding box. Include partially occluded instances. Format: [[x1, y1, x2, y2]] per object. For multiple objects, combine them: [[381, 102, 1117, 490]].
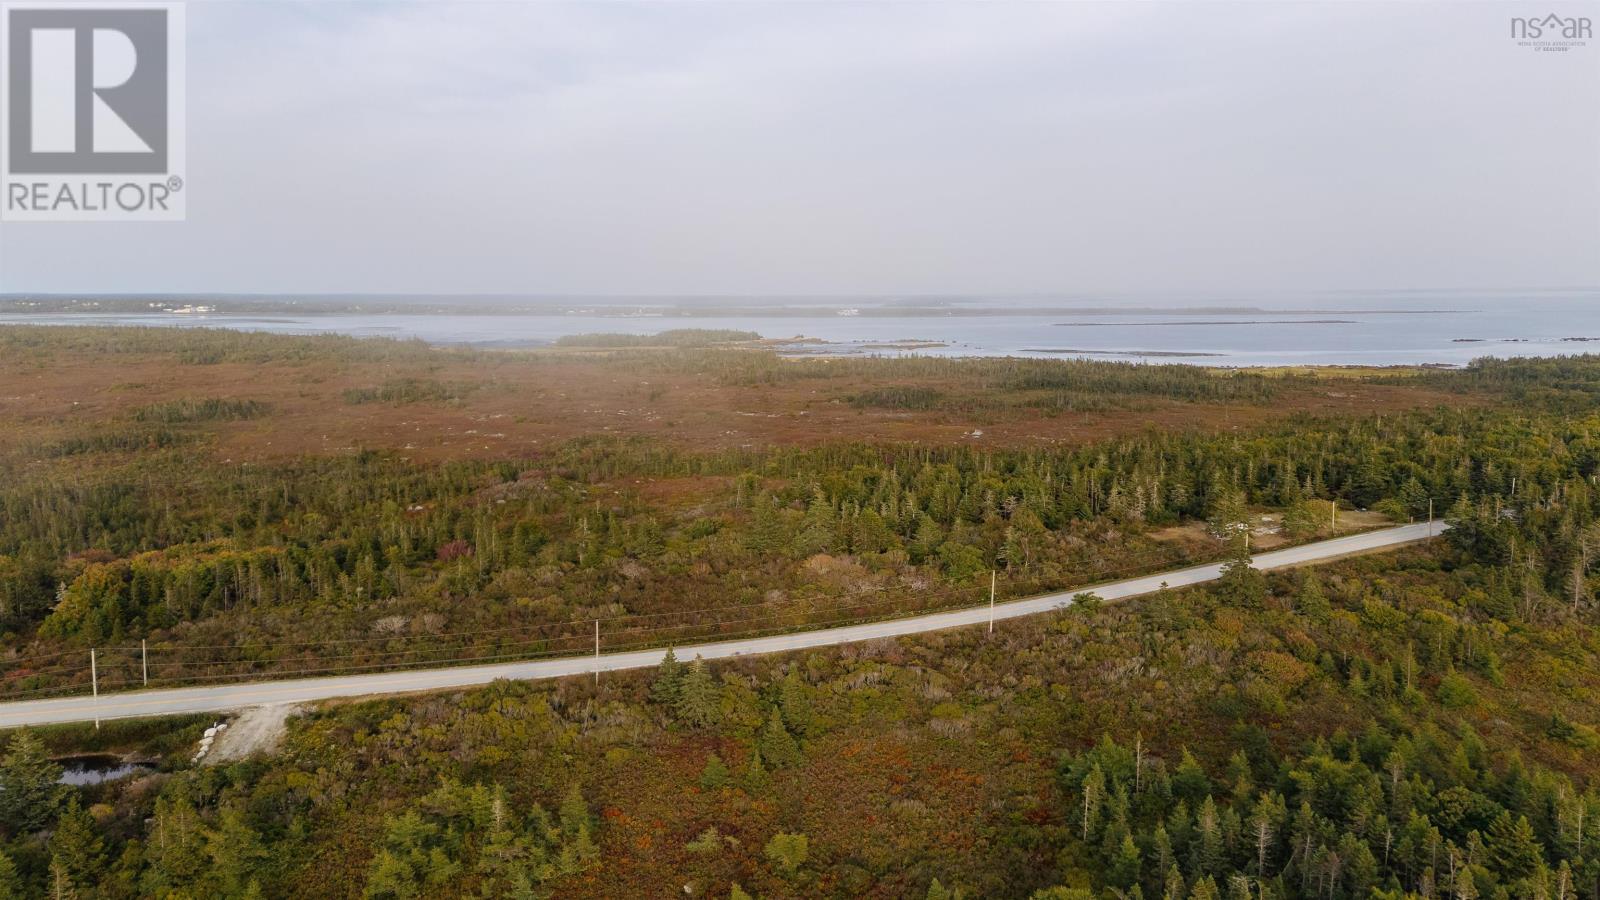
[[56, 754, 156, 786]]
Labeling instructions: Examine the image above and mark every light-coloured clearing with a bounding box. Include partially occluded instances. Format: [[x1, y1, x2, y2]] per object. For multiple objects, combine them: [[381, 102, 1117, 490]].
[[205, 703, 300, 763]]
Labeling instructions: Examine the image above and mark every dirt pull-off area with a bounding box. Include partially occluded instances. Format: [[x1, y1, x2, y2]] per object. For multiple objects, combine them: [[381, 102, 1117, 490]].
[[205, 703, 300, 764]]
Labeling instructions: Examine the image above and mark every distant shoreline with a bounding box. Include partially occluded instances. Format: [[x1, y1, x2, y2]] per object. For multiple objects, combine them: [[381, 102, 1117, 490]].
[[1024, 348, 1226, 357], [1056, 319, 1357, 327], [0, 298, 1473, 319]]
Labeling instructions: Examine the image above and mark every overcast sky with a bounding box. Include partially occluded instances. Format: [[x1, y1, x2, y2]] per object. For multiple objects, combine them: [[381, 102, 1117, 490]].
[[1, 0, 1596, 297]]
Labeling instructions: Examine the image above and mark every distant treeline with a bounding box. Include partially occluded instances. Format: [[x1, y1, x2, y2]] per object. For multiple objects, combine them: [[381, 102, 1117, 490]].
[[0, 324, 452, 366]]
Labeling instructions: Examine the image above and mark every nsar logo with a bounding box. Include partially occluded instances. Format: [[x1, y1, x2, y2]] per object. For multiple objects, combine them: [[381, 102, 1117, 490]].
[[1510, 13, 1592, 52]]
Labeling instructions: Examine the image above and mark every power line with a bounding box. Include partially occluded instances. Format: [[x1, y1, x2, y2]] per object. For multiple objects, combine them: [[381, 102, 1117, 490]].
[[1, 523, 1394, 700]]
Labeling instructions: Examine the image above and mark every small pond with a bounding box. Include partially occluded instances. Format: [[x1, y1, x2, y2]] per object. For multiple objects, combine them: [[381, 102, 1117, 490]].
[[56, 754, 157, 786]]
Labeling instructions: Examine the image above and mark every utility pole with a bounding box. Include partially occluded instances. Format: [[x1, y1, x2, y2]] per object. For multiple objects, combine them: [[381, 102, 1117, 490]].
[[1330, 501, 1337, 530], [593, 619, 600, 685], [90, 649, 99, 730], [1427, 497, 1434, 536], [141, 639, 148, 687], [988, 570, 996, 634]]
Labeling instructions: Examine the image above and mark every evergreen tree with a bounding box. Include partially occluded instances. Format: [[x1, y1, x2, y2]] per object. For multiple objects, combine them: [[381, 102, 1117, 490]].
[[1487, 813, 1542, 879], [746, 496, 786, 554], [0, 728, 67, 834], [763, 832, 808, 874], [1081, 763, 1107, 841], [1172, 749, 1212, 804], [1189, 874, 1221, 900], [699, 753, 730, 790], [651, 647, 685, 707], [1109, 834, 1142, 890], [757, 707, 803, 769], [1206, 488, 1249, 541], [674, 657, 722, 728], [777, 671, 816, 738], [1296, 571, 1330, 622], [1190, 796, 1224, 879], [148, 794, 209, 889], [1161, 865, 1185, 900], [0, 849, 22, 900], [49, 798, 106, 890], [735, 749, 765, 797], [206, 805, 269, 896]]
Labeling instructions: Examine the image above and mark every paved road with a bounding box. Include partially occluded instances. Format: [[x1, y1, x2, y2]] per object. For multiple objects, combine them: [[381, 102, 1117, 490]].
[[0, 521, 1441, 728]]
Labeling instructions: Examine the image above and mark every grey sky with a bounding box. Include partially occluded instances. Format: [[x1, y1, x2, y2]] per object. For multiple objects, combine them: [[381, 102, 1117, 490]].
[[1, 0, 1596, 296]]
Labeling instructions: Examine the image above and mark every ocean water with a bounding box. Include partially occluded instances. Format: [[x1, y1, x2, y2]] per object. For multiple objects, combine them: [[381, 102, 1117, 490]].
[[4, 290, 1600, 367]]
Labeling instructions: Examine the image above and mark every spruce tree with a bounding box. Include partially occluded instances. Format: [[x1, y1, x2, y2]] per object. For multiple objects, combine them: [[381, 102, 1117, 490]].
[[675, 657, 722, 728], [651, 647, 685, 707], [1109, 835, 1142, 889], [1487, 813, 1542, 879], [777, 671, 816, 738], [743, 747, 769, 793], [0, 728, 67, 834], [757, 708, 802, 769], [149, 794, 208, 888], [699, 753, 730, 790], [0, 849, 21, 900], [49, 798, 106, 890], [206, 805, 269, 896]]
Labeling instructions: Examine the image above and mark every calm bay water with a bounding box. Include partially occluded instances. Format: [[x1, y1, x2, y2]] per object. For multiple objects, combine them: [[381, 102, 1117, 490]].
[[5, 290, 1600, 367]]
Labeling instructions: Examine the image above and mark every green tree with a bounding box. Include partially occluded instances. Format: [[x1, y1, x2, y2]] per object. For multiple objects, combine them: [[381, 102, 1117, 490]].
[[1109, 834, 1143, 890], [1080, 763, 1107, 841], [764, 832, 809, 874], [1487, 813, 1541, 878], [206, 805, 269, 896], [675, 657, 722, 728], [0, 849, 22, 900], [1283, 502, 1320, 539], [1189, 796, 1224, 878], [651, 647, 685, 707], [49, 798, 106, 890], [364, 849, 419, 900], [0, 729, 67, 834], [744, 748, 769, 792], [1206, 488, 1249, 541], [1437, 671, 1477, 709], [746, 496, 786, 554], [699, 753, 729, 790], [777, 671, 816, 738], [686, 827, 724, 855], [148, 794, 209, 889], [757, 708, 802, 769], [1295, 572, 1330, 621], [1216, 554, 1265, 609], [1172, 749, 1212, 804]]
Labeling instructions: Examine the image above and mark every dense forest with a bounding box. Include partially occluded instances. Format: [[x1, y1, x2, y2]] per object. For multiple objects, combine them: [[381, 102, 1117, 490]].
[[2, 327, 1600, 897]]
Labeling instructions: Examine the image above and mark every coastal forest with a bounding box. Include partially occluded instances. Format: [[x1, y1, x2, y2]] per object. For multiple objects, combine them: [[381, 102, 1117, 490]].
[[1, 326, 1599, 898]]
